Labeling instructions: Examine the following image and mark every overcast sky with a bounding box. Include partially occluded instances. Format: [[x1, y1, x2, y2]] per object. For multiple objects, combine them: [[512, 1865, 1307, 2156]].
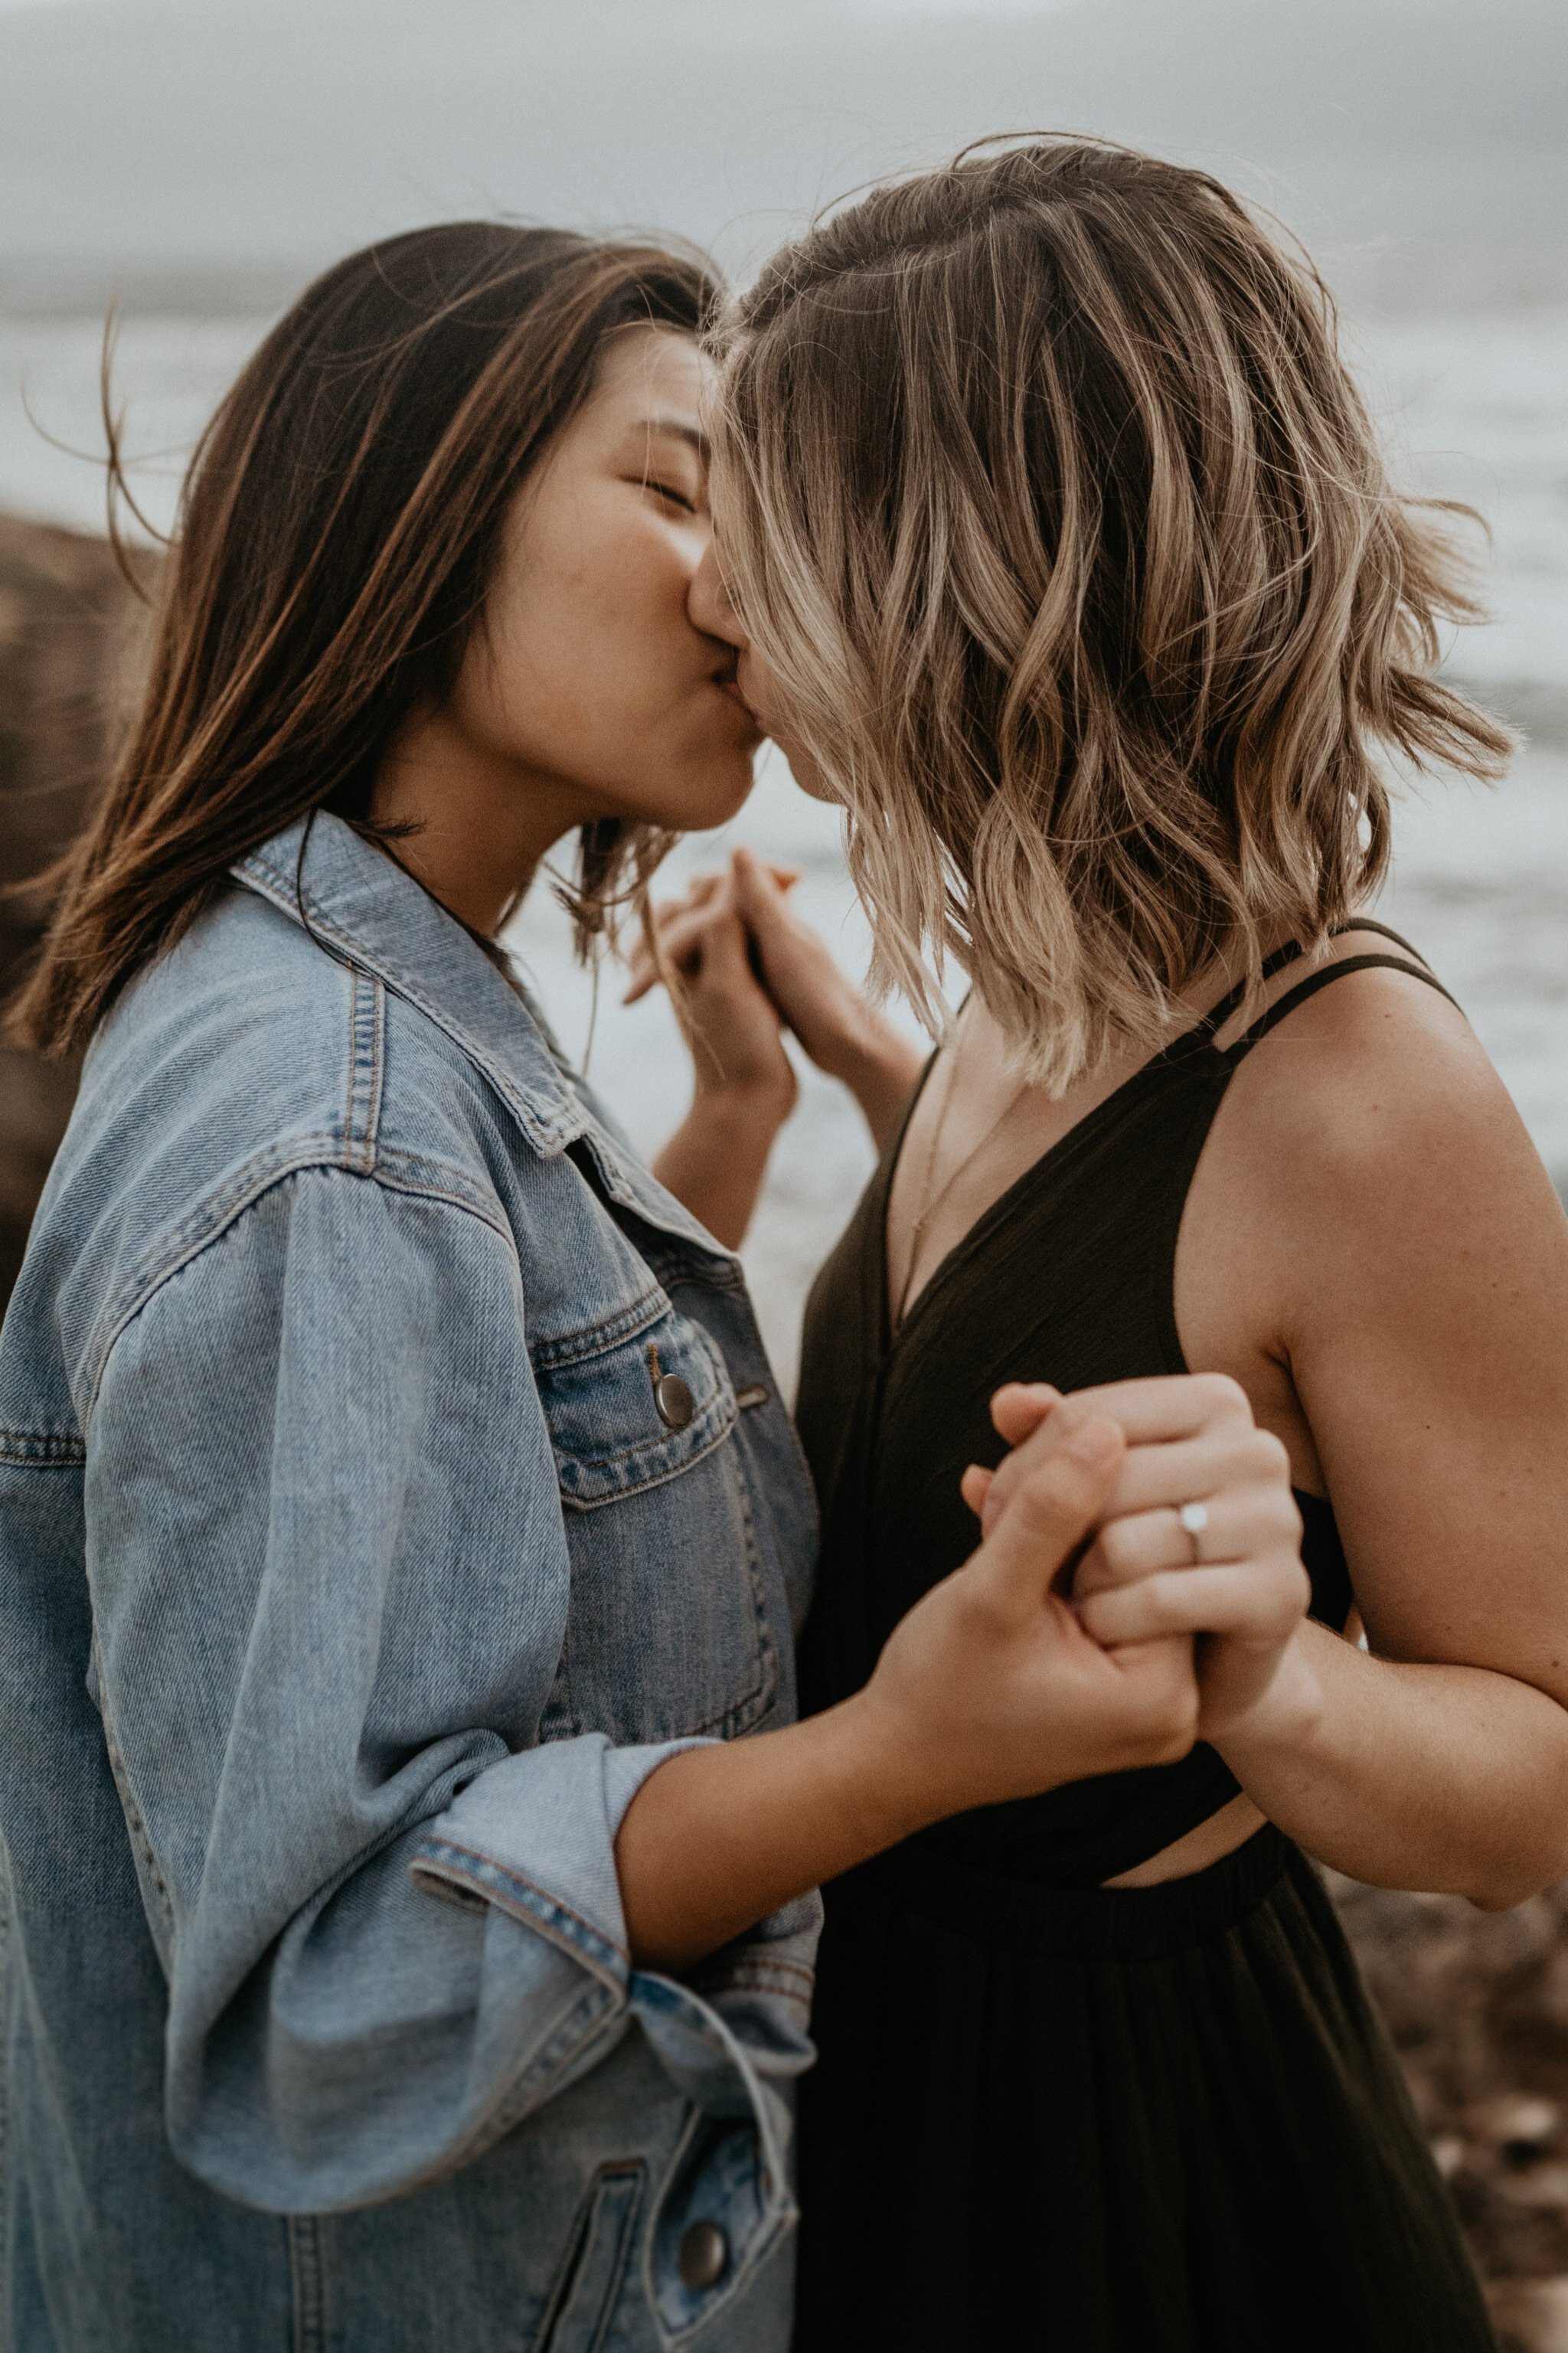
[[0, 0, 1563, 281]]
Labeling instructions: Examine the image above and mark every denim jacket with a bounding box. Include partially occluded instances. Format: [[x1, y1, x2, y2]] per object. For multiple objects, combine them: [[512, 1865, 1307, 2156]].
[[0, 813, 820, 2353]]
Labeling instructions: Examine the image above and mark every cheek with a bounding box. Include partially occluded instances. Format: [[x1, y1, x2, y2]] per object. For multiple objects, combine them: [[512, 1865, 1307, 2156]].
[[479, 516, 691, 747]]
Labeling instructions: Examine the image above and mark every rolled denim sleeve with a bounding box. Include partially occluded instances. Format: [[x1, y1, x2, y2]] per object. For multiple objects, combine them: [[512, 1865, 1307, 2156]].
[[83, 1162, 794, 2241]]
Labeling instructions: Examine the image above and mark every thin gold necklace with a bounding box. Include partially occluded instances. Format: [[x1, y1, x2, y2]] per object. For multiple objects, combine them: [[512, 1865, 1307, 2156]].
[[894, 1011, 1027, 1327]]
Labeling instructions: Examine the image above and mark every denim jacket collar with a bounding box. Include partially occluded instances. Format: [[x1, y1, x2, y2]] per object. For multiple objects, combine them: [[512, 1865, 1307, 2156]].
[[234, 812, 732, 1261]]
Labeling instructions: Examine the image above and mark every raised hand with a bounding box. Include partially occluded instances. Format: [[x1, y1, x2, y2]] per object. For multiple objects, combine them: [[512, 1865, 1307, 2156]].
[[665, 891, 798, 1115], [730, 848, 925, 1143], [963, 1376, 1310, 1742], [626, 849, 925, 1146], [622, 858, 802, 1009], [640, 883, 799, 1247]]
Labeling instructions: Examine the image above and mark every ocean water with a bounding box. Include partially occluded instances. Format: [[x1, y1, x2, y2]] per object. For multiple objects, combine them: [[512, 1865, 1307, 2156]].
[[2, 289, 1563, 1388]]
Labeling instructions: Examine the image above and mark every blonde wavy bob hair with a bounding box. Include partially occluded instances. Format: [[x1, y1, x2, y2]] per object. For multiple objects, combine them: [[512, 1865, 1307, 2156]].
[[710, 138, 1513, 1088]]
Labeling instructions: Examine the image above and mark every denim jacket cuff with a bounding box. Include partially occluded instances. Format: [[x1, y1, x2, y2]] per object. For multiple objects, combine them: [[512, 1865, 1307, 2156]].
[[410, 1731, 805, 2343]]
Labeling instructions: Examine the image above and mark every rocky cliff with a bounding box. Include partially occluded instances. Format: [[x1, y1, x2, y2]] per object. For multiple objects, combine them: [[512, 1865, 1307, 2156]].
[[0, 510, 151, 1301]]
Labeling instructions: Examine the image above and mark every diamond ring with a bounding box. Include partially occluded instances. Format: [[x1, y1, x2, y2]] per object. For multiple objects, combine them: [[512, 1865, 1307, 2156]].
[[1177, 1500, 1210, 1563]]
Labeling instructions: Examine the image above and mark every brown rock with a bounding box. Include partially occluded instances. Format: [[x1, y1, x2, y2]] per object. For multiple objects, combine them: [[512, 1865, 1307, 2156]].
[[0, 509, 152, 1306], [1488, 2276, 1568, 2353], [1331, 1871, 1568, 2337]]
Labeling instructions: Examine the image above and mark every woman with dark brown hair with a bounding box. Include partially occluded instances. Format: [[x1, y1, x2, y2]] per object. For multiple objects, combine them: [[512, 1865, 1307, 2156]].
[[662, 136, 1568, 2351], [0, 221, 1310, 2350]]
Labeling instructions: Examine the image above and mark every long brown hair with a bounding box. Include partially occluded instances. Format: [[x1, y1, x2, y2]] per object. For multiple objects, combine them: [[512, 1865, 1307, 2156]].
[[12, 222, 721, 1056], [712, 138, 1513, 1088]]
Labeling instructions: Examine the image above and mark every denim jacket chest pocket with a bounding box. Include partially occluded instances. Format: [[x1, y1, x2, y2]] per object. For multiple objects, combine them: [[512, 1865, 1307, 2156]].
[[534, 1289, 779, 1747]]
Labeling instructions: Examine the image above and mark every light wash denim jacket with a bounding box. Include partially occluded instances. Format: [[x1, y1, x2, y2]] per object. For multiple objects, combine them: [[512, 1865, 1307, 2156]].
[[0, 814, 820, 2353]]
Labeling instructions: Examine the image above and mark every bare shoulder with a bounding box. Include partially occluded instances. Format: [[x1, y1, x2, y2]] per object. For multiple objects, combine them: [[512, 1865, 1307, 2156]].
[[1211, 933, 1567, 1315]]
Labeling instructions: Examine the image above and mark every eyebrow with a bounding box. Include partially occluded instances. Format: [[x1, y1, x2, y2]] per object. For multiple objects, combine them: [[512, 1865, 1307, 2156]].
[[633, 415, 710, 463]]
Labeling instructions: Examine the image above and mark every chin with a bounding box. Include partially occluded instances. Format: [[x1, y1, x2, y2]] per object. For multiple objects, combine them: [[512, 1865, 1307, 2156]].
[[637, 747, 760, 835], [784, 749, 840, 803]]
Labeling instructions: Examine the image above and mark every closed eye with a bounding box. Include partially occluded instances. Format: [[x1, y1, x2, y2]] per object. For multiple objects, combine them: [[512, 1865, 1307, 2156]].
[[644, 478, 698, 515]]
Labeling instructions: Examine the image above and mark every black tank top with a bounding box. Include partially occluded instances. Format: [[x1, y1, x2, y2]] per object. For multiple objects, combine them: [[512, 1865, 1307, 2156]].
[[795, 925, 1462, 1885]]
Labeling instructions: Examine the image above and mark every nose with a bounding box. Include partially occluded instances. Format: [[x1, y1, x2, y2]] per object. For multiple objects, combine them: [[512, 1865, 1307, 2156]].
[[689, 541, 746, 651]]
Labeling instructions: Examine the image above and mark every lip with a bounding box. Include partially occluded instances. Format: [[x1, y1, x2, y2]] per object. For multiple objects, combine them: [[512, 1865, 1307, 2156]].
[[715, 677, 755, 717]]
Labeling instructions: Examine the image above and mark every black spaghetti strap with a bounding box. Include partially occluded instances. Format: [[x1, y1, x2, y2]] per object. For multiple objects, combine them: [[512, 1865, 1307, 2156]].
[[1227, 953, 1462, 1060], [1329, 917, 1435, 970], [1188, 940, 1303, 1044]]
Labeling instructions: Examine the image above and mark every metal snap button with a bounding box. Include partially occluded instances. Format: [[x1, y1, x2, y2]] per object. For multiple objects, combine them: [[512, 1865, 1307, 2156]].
[[648, 1343, 694, 1431], [678, 2219, 728, 2291]]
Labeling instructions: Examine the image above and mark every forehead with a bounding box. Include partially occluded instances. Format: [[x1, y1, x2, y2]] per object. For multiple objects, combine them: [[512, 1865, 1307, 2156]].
[[588, 326, 709, 429]]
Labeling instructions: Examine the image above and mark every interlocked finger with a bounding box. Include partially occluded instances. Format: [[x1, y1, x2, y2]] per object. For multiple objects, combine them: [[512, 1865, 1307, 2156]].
[[1073, 1484, 1302, 1598], [978, 1374, 1255, 1534], [1046, 1373, 1253, 1446], [1097, 1426, 1291, 1523], [625, 884, 738, 1002], [624, 862, 799, 1004], [1076, 1559, 1311, 1649]]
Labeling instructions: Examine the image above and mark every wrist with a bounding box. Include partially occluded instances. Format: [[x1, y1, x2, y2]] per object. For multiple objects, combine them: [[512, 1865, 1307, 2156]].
[[828, 1685, 955, 1853], [688, 1070, 796, 1136], [1212, 1629, 1330, 1771], [818, 1011, 925, 1144]]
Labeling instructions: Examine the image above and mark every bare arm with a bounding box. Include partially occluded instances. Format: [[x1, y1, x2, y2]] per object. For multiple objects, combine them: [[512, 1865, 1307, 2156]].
[[647, 899, 797, 1247], [1210, 1634, 1568, 1908], [1084, 971, 1568, 1908], [653, 1089, 792, 1251]]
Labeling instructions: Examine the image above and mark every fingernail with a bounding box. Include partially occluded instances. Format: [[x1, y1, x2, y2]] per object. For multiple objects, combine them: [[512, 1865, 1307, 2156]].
[[1065, 1419, 1120, 1469]]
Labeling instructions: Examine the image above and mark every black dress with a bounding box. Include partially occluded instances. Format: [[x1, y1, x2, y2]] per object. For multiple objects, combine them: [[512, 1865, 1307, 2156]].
[[792, 930, 1498, 2353]]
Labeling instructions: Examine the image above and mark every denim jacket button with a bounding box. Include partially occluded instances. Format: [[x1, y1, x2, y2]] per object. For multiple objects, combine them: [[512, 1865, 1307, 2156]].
[[678, 2220, 728, 2290], [655, 1371, 694, 1430]]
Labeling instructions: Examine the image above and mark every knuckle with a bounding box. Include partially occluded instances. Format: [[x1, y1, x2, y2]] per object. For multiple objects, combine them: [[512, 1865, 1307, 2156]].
[[1247, 1428, 1291, 1481], [1153, 1687, 1200, 1760], [946, 1577, 1001, 1643], [1195, 1371, 1251, 1423], [1251, 1476, 1302, 1531], [1017, 1461, 1077, 1526], [1097, 1518, 1137, 1576], [1246, 1560, 1308, 1634]]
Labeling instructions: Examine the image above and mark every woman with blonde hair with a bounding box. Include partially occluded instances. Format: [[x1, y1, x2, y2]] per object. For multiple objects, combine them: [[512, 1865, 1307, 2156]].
[[665, 136, 1568, 2349]]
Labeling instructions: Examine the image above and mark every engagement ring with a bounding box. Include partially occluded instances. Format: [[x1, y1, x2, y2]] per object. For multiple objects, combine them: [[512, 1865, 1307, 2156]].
[[1178, 1500, 1210, 1562]]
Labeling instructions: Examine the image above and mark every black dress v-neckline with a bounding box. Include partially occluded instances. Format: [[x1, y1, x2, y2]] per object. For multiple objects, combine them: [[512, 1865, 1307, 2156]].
[[878, 1014, 1220, 1361]]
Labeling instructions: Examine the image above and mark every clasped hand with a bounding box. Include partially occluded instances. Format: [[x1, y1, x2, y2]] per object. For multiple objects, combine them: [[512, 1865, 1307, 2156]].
[[987, 1376, 1309, 1728], [845, 1371, 1308, 1834]]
